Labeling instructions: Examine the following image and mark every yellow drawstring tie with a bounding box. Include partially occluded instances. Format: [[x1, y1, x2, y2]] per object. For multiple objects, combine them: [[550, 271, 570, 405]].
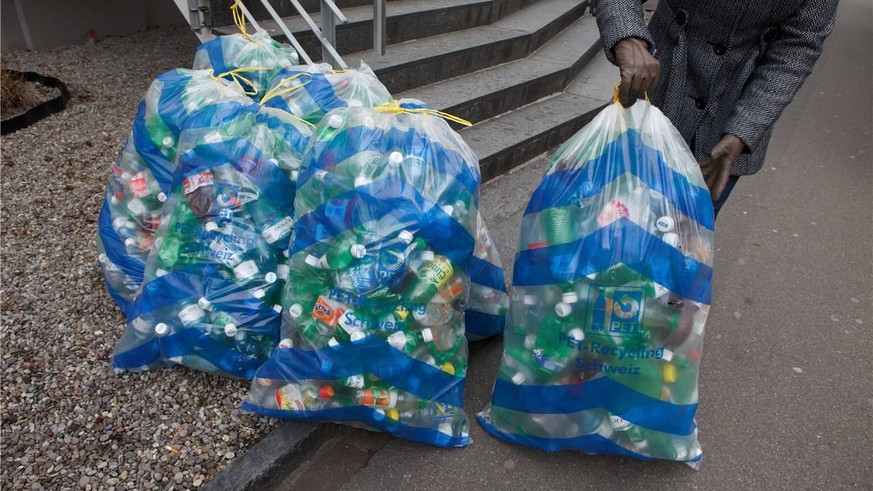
[[260, 72, 313, 105], [374, 101, 473, 127], [231, 0, 250, 39], [214, 67, 271, 96], [612, 82, 650, 105]]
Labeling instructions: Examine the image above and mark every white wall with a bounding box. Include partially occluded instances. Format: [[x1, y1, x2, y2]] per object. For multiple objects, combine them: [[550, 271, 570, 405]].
[[1, 0, 186, 51]]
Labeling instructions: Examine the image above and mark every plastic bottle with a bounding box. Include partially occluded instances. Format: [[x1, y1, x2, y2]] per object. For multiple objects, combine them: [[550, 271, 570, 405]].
[[319, 385, 399, 409], [387, 328, 434, 354], [319, 236, 367, 270], [246, 198, 294, 247], [405, 252, 454, 303], [541, 206, 577, 246]]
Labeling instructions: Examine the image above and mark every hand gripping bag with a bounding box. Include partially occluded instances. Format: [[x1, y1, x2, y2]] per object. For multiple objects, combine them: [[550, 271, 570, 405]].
[[111, 103, 312, 378], [97, 69, 253, 315], [243, 102, 499, 447], [260, 62, 392, 125], [478, 95, 715, 467]]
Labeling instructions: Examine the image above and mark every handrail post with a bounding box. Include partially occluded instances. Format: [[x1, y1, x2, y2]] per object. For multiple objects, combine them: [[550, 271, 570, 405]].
[[373, 0, 386, 56], [321, 0, 339, 68]]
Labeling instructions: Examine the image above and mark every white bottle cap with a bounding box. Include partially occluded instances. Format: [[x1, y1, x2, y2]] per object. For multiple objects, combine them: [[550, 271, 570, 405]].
[[291, 170, 299, 181], [511, 372, 526, 385], [197, 297, 212, 310], [98, 253, 109, 264], [421, 328, 434, 343], [314, 170, 328, 182], [327, 114, 344, 129], [224, 324, 238, 337], [523, 334, 535, 350], [328, 337, 340, 348], [656, 216, 675, 233], [265, 272, 278, 284], [124, 238, 137, 249], [398, 230, 414, 243], [388, 151, 403, 166], [289, 303, 303, 319], [234, 260, 259, 280], [561, 292, 579, 304], [276, 264, 290, 281], [354, 176, 372, 187], [268, 158, 279, 167], [350, 244, 367, 259], [162, 136, 174, 147], [567, 328, 585, 342], [157, 192, 168, 203], [204, 221, 220, 232], [350, 330, 366, 342], [555, 302, 572, 318], [112, 217, 134, 230], [523, 294, 537, 306], [661, 349, 674, 362], [252, 289, 266, 299], [272, 304, 283, 314], [155, 323, 169, 336], [421, 250, 435, 262], [663, 232, 680, 247], [304, 254, 321, 268], [278, 338, 294, 349]]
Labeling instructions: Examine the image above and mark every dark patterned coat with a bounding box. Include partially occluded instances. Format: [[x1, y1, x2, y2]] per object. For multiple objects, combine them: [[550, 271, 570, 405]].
[[595, 0, 839, 175]]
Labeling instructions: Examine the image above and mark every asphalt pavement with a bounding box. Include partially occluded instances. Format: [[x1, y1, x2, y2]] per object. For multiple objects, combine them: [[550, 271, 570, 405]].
[[282, 1, 873, 488]]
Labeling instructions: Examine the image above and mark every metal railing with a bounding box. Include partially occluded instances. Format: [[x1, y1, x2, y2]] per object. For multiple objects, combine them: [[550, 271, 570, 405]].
[[175, 0, 390, 68]]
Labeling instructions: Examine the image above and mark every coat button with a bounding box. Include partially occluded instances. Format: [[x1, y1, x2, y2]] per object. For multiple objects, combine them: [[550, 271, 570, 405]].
[[675, 10, 687, 26], [713, 43, 726, 55], [695, 98, 707, 110]]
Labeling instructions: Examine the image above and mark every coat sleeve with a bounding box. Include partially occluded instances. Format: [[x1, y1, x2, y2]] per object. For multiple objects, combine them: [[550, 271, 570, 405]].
[[594, 0, 655, 65], [724, 0, 839, 153]]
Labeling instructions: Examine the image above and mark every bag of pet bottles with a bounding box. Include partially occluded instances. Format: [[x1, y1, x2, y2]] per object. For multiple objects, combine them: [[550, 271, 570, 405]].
[[97, 69, 253, 314], [465, 211, 508, 340], [193, 2, 299, 99], [111, 102, 312, 378], [260, 62, 392, 125], [243, 101, 499, 446], [478, 90, 715, 467]]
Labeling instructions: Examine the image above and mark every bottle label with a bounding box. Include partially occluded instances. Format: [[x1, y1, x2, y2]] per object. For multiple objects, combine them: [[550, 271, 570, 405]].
[[597, 200, 629, 227], [312, 297, 344, 327], [344, 375, 365, 389], [275, 385, 305, 411], [276, 264, 290, 281], [129, 172, 151, 198], [182, 170, 213, 195], [420, 257, 453, 289], [360, 388, 396, 409], [234, 260, 259, 280], [610, 415, 632, 431], [338, 310, 371, 334], [179, 304, 205, 324], [387, 331, 408, 350], [262, 217, 294, 244]]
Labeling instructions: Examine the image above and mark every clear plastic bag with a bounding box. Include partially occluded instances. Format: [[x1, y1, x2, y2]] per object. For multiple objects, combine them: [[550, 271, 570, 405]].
[[243, 103, 495, 447], [193, 31, 299, 99], [111, 103, 312, 378], [97, 69, 253, 315], [260, 62, 392, 125], [478, 95, 714, 467]]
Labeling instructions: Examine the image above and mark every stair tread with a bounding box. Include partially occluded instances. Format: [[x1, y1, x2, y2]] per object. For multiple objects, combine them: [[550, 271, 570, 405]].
[[214, 0, 495, 37], [353, 0, 582, 70], [395, 15, 599, 116], [460, 50, 617, 163]]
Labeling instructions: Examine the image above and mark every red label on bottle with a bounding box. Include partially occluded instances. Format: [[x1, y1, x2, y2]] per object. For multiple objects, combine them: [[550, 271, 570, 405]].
[[129, 172, 150, 198], [182, 170, 213, 195]]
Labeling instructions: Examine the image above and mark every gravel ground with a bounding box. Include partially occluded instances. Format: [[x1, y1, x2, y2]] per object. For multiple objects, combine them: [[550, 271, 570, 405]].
[[1, 26, 279, 490]]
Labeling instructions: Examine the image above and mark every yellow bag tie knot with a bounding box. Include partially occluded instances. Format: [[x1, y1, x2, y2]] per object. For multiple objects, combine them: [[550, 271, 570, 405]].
[[231, 0, 250, 39], [374, 102, 473, 127], [612, 82, 651, 105]]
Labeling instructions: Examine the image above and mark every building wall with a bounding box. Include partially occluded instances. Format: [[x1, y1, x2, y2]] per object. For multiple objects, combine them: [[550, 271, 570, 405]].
[[1, 0, 185, 51]]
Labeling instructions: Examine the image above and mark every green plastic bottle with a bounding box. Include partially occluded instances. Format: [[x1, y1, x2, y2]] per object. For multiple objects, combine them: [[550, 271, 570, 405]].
[[319, 236, 367, 270], [541, 206, 577, 246], [404, 252, 454, 303]]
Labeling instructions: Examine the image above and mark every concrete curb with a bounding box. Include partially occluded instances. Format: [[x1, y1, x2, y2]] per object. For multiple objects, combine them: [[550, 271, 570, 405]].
[[203, 421, 328, 491]]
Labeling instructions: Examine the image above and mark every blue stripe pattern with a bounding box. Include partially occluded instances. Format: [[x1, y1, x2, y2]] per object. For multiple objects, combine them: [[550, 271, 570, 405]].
[[98, 200, 145, 284], [512, 218, 712, 304], [243, 403, 469, 448], [490, 378, 697, 436], [464, 310, 505, 341], [256, 337, 465, 407], [525, 129, 714, 230]]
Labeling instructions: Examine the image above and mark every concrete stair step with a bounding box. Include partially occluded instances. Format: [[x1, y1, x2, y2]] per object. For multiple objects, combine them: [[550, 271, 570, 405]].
[[209, 0, 394, 31], [459, 49, 618, 181], [353, 0, 588, 93], [214, 0, 540, 59], [396, 14, 600, 126]]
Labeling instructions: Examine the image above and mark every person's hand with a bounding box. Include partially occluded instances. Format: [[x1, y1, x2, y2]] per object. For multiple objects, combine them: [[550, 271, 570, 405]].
[[614, 37, 660, 105], [699, 134, 745, 201]]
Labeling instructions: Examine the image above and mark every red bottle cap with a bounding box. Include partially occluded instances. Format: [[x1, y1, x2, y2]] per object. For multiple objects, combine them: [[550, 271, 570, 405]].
[[318, 385, 335, 399]]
